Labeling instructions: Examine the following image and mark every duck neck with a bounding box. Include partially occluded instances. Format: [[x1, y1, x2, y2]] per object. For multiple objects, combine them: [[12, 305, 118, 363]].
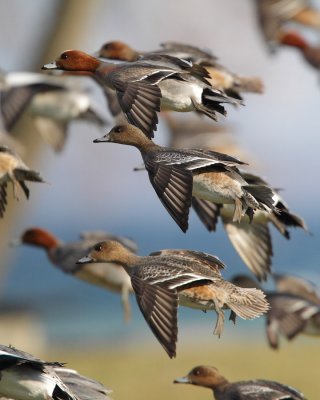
[[116, 252, 140, 273], [136, 139, 161, 156], [94, 62, 119, 85], [126, 49, 140, 61], [212, 377, 230, 393]]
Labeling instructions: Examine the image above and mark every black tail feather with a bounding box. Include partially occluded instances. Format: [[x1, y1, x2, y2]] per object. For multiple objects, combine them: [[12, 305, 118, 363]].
[[244, 184, 275, 210]]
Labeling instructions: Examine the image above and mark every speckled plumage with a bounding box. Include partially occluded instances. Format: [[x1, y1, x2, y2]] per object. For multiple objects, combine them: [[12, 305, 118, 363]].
[[78, 241, 269, 358], [94, 125, 275, 233]]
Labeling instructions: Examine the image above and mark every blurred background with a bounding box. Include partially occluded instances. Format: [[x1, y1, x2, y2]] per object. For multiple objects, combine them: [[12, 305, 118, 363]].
[[0, 0, 319, 398]]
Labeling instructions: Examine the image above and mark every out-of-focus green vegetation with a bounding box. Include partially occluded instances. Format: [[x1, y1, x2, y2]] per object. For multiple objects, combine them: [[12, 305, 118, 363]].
[[48, 337, 319, 400]]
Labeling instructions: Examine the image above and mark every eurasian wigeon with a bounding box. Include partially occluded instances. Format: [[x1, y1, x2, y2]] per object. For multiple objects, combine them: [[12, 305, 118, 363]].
[[0, 72, 107, 152], [0, 146, 44, 217], [97, 40, 218, 65], [192, 172, 307, 280], [273, 273, 320, 305], [0, 345, 112, 400], [16, 228, 136, 321], [77, 240, 269, 358], [93, 124, 275, 233], [279, 31, 320, 70], [174, 365, 306, 399], [267, 292, 320, 347], [42, 50, 239, 138], [232, 274, 320, 348], [96, 40, 264, 97], [255, 0, 320, 48]]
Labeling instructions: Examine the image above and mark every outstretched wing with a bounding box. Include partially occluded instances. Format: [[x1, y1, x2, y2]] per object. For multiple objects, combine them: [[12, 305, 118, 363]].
[[191, 197, 221, 231], [0, 182, 8, 217], [145, 159, 193, 232], [113, 79, 161, 138], [222, 217, 272, 281], [131, 275, 178, 358]]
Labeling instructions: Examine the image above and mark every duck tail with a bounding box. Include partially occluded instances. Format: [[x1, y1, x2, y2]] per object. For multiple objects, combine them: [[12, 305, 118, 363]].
[[243, 184, 275, 211], [234, 76, 265, 94], [14, 168, 45, 184], [223, 282, 269, 320], [274, 201, 308, 230], [202, 87, 240, 108]]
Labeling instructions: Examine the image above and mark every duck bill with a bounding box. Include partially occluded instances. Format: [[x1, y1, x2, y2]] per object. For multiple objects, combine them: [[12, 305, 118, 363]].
[[93, 133, 111, 143], [42, 62, 59, 70], [173, 376, 190, 384], [76, 256, 94, 264]]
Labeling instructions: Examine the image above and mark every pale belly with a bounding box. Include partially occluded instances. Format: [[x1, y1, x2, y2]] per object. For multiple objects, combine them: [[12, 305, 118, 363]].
[[193, 173, 240, 204], [178, 293, 216, 311], [75, 262, 133, 293], [159, 80, 201, 112], [178, 286, 228, 311], [0, 368, 55, 400], [29, 92, 88, 121]]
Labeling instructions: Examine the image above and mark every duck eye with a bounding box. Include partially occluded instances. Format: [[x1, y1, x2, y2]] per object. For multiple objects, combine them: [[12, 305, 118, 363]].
[[114, 126, 123, 133], [94, 244, 102, 252], [61, 53, 68, 60], [194, 369, 200, 376]]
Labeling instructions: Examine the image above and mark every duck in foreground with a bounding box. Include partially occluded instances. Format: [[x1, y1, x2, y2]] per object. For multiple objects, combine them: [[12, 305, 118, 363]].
[[0, 146, 45, 217], [96, 40, 264, 97], [174, 365, 306, 399], [232, 274, 320, 349], [93, 124, 275, 233], [0, 345, 112, 400], [77, 240, 269, 358], [15, 227, 136, 321], [42, 50, 239, 138]]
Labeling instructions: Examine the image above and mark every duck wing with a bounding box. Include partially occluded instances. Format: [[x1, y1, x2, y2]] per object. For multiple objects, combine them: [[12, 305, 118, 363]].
[[191, 197, 221, 231], [0, 182, 8, 217], [0, 345, 79, 400], [226, 379, 305, 399], [222, 217, 273, 281], [1, 83, 64, 131], [149, 249, 225, 272], [112, 79, 161, 138], [131, 274, 178, 358], [54, 368, 112, 400], [145, 158, 193, 232]]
